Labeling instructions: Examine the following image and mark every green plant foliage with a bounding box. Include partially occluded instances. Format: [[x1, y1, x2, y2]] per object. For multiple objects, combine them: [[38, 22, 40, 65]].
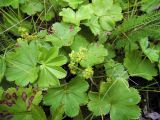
[[0, 33, 15, 53], [92, 0, 122, 20], [0, 56, 6, 82], [82, 67, 94, 79], [69, 41, 107, 77], [80, 43, 108, 67], [104, 44, 116, 59], [12, 105, 47, 120], [84, 0, 122, 35], [21, 0, 44, 15], [83, 15, 99, 35], [70, 34, 89, 51], [39, 2, 55, 22], [5, 41, 39, 86], [88, 80, 141, 120], [38, 47, 67, 88], [0, 87, 46, 120], [51, 105, 64, 120], [114, 0, 134, 10], [112, 12, 160, 51], [0, 87, 3, 100], [70, 43, 108, 67], [124, 51, 157, 80], [46, 22, 80, 48], [59, 4, 93, 26], [1, 10, 32, 36], [91, 0, 113, 16], [49, 0, 68, 9], [5, 40, 67, 87], [0, 0, 19, 8], [63, 0, 86, 9], [44, 77, 89, 117], [104, 60, 129, 81], [99, 16, 115, 31], [141, 0, 160, 13], [1, 0, 160, 119], [40, 10, 55, 22], [140, 37, 159, 62]]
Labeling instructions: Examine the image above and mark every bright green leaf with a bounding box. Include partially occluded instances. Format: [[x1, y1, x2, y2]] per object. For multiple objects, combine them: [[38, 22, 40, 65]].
[[104, 4, 123, 21], [124, 50, 157, 80], [143, 48, 159, 62], [44, 77, 89, 117], [51, 105, 64, 120], [99, 16, 115, 31], [71, 34, 89, 51], [5, 41, 39, 86], [104, 60, 129, 81], [140, 37, 159, 62], [46, 22, 80, 48], [88, 80, 141, 120], [38, 47, 67, 88], [92, 0, 113, 16], [59, 4, 93, 25], [21, 0, 44, 15], [80, 43, 108, 67], [84, 15, 102, 35], [85, 2, 122, 35], [63, 0, 85, 9], [32, 91, 43, 105]]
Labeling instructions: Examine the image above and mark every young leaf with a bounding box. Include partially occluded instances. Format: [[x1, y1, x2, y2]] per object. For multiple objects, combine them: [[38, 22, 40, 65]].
[[99, 16, 115, 31], [124, 51, 157, 80], [104, 4, 123, 21], [84, 15, 102, 35], [46, 22, 80, 48], [91, 0, 113, 16], [85, 1, 122, 35], [80, 43, 108, 67], [21, 0, 44, 15], [70, 34, 89, 51], [38, 47, 67, 88], [0, 56, 6, 82], [63, 0, 85, 9], [140, 37, 159, 62], [91, 0, 122, 19], [88, 80, 141, 120], [5, 41, 39, 86], [44, 77, 89, 117], [59, 4, 93, 25], [104, 60, 129, 81]]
